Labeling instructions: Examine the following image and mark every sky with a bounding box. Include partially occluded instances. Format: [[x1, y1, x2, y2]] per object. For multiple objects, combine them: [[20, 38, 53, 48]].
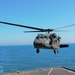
[[0, 0, 75, 45]]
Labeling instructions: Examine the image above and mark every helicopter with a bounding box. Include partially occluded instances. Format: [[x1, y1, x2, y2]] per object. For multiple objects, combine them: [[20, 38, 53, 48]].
[[0, 21, 75, 54]]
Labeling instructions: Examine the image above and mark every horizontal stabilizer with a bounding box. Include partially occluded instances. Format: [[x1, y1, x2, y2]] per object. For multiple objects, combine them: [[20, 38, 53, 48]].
[[60, 44, 69, 48]]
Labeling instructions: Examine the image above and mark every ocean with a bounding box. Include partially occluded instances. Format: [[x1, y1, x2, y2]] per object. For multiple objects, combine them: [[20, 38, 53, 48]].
[[0, 43, 75, 74]]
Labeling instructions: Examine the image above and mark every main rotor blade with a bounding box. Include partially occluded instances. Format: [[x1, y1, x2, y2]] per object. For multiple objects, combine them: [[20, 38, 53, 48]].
[[0, 21, 44, 31], [55, 24, 75, 30], [54, 30, 75, 32], [53, 30, 75, 32], [24, 31, 45, 33]]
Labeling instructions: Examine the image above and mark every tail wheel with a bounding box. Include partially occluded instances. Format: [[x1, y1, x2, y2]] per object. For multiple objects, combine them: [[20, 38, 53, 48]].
[[36, 49, 40, 54]]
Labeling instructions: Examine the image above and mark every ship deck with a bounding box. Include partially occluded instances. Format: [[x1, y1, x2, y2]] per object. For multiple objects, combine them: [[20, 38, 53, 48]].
[[2, 67, 75, 75]]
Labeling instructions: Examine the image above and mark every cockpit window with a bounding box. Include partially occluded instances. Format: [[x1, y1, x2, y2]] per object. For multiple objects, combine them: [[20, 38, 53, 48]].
[[36, 35, 49, 40], [40, 36, 43, 39], [36, 36, 43, 39], [44, 36, 49, 40], [36, 36, 39, 39]]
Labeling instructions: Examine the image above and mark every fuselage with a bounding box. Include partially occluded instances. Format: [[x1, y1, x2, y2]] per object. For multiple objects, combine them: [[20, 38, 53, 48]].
[[33, 33, 61, 50]]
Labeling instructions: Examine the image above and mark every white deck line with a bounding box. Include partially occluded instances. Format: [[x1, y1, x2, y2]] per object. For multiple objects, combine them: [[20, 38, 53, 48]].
[[48, 68, 53, 75]]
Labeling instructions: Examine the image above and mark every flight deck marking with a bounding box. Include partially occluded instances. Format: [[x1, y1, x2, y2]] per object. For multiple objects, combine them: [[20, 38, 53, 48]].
[[62, 68, 75, 74], [48, 68, 53, 75]]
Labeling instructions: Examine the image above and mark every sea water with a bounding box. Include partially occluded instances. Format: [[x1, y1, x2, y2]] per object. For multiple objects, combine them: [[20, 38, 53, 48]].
[[0, 43, 75, 74]]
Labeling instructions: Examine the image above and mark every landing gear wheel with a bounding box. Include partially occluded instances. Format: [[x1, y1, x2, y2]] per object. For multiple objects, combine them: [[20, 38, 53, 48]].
[[36, 49, 40, 54], [54, 50, 56, 54]]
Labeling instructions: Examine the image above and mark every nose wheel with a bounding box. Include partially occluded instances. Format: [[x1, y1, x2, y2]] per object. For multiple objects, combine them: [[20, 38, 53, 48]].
[[53, 49, 59, 54], [36, 49, 40, 54]]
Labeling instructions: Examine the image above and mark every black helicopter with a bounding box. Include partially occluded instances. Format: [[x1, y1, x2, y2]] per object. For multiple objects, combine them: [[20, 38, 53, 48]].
[[0, 21, 75, 54]]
